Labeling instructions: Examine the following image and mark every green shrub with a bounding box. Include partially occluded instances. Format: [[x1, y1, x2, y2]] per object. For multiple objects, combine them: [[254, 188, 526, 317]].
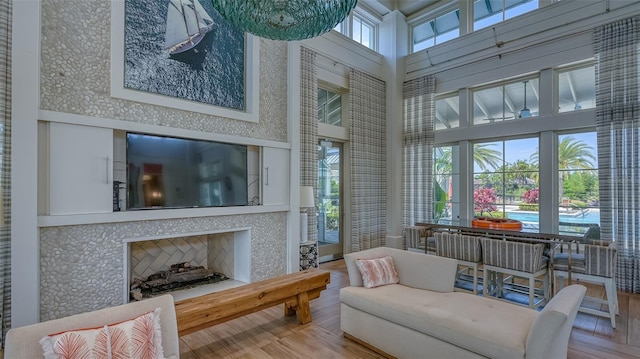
[[474, 211, 506, 218], [518, 203, 539, 211]]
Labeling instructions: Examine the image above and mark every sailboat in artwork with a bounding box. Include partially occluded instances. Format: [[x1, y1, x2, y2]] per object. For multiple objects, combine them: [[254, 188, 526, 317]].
[[164, 0, 215, 55]]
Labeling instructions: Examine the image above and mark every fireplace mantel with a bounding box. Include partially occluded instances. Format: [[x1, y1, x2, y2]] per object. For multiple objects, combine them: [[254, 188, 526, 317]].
[[37, 204, 289, 227]]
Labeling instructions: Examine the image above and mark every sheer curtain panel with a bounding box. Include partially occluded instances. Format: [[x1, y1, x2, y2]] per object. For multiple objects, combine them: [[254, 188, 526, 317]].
[[595, 16, 640, 293], [349, 69, 386, 252], [402, 76, 436, 243]]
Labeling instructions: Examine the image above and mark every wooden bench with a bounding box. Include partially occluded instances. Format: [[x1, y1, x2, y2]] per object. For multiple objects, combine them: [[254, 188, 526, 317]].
[[174, 268, 331, 336]]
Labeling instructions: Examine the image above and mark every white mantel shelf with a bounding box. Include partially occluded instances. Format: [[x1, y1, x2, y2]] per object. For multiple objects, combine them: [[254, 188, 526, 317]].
[[37, 204, 290, 227]]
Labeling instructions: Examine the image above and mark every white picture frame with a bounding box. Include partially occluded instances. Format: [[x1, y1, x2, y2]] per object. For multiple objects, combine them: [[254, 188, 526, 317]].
[[110, 0, 260, 123]]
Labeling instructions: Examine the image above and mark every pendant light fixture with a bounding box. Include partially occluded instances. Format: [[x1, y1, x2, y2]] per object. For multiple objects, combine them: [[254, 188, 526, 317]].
[[210, 0, 358, 41], [519, 80, 531, 118]]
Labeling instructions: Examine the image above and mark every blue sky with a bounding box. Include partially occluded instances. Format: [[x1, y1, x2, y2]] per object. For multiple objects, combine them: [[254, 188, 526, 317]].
[[474, 131, 598, 172]]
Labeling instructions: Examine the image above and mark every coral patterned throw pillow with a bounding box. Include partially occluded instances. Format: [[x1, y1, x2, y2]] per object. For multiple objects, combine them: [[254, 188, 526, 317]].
[[355, 256, 399, 288], [40, 325, 110, 359], [40, 308, 165, 359], [107, 308, 164, 359]]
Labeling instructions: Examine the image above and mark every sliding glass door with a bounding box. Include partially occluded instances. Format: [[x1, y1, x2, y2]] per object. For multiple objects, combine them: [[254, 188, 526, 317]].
[[317, 140, 343, 261]]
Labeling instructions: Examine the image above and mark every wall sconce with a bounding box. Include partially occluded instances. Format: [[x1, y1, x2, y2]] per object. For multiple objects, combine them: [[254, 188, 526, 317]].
[[299, 186, 315, 243]]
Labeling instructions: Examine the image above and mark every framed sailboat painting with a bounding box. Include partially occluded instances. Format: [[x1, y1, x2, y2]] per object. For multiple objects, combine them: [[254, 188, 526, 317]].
[[110, 0, 260, 123]]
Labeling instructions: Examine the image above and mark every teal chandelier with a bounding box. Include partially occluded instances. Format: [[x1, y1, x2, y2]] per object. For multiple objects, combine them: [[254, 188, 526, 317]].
[[210, 0, 358, 41]]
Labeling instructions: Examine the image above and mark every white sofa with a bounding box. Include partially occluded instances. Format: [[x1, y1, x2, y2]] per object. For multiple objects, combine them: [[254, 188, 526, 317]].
[[341, 247, 586, 359], [4, 294, 180, 359]]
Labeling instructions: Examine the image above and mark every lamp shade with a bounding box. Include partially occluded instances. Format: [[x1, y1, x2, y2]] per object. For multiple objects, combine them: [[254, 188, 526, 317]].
[[300, 186, 315, 208], [210, 0, 358, 41]]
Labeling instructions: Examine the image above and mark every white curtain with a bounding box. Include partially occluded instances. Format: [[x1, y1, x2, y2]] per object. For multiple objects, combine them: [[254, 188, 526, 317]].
[[0, 0, 11, 344], [350, 69, 386, 252], [595, 16, 640, 293], [402, 76, 436, 240], [300, 47, 318, 244]]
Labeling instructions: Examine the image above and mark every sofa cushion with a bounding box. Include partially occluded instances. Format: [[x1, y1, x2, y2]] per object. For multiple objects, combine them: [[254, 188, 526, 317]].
[[355, 256, 399, 288], [341, 285, 537, 359]]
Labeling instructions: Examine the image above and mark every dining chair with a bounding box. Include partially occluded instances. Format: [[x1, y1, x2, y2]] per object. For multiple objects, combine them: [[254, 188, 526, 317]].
[[435, 232, 483, 294], [405, 226, 435, 254], [554, 239, 618, 328], [482, 237, 550, 309]]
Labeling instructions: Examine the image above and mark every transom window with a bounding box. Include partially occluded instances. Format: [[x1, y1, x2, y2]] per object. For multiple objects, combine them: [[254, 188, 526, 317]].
[[412, 8, 460, 52], [474, 0, 539, 31], [353, 14, 376, 50], [557, 64, 596, 113], [435, 93, 460, 130], [318, 88, 342, 126], [473, 78, 539, 125], [333, 10, 378, 51]]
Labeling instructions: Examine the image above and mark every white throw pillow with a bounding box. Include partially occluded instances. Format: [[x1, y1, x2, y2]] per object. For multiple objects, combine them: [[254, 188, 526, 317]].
[[355, 256, 399, 288]]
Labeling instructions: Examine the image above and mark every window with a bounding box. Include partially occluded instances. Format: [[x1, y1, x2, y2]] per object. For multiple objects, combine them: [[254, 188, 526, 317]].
[[412, 8, 460, 52], [435, 94, 460, 130], [557, 64, 596, 113], [473, 78, 539, 125], [318, 88, 342, 126], [434, 145, 459, 224], [473, 138, 539, 227], [474, 0, 539, 31], [332, 10, 378, 51], [557, 132, 599, 236], [352, 14, 376, 50], [426, 60, 599, 236]]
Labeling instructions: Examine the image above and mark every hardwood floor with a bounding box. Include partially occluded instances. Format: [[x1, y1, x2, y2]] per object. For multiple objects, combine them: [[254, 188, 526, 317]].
[[179, 259, 640, 358]]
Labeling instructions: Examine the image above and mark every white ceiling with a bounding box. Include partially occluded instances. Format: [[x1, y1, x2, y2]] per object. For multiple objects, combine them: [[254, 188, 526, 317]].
[[362, 0, 442, 18]]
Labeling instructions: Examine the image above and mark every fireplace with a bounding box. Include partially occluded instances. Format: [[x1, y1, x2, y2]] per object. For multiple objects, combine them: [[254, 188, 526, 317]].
[[124, 229, 251, 302]]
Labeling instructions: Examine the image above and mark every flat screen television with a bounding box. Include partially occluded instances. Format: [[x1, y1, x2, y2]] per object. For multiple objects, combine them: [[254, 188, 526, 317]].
[[126, 132, 248, 209]]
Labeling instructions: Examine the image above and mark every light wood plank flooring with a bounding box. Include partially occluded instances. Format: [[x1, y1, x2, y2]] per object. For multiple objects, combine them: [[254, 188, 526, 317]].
[[179, 260, 640, 359]]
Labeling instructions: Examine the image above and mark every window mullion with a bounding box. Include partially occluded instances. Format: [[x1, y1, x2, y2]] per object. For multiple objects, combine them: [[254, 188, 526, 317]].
[[538, 131, 558, 233]]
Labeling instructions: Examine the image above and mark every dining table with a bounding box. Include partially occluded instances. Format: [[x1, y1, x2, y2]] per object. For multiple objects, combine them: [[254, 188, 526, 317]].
[[413, 220, 591, 298]]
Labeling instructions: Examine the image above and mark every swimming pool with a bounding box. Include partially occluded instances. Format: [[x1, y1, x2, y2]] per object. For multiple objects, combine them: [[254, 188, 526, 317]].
[[507, 210, 600, 224]]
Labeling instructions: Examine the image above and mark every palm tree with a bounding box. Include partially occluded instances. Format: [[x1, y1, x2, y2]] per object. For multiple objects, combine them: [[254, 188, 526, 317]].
[[435, 144, 502, 175], [530, 136, 596, 202], [473, 144, 503, 172]]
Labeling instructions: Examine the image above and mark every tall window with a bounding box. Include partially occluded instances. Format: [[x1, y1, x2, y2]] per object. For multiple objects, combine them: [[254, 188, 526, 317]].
[[557, 64, 596, 113], [473, 78, 539, 125], [474, 0, 539, 31], [473, 138, 539, 227], [318, 88, 342, 126], [412, 8, 460, 52], [434, 145, 459, 224], [556, 132, 599, 236], [428, 62, 599, 236]]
